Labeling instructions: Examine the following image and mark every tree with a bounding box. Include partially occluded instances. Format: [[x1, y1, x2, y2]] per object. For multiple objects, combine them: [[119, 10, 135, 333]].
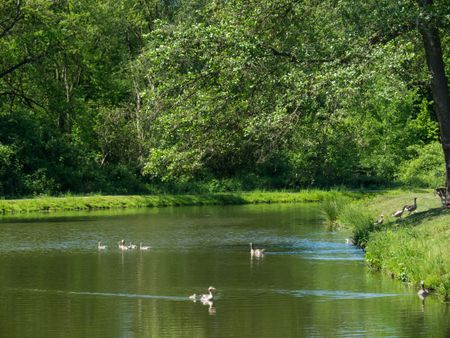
[[137, 0, 448, 188], [416, 0, 450, 204]]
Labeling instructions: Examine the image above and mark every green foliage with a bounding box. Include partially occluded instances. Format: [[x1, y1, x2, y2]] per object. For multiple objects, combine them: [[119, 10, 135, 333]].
[[397, 142, 446, 188], [0, 0, 448, 196]]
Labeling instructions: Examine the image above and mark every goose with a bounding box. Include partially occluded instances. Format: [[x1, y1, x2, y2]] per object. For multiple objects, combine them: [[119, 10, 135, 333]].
[[374, 214, 384, 225], [98, 241, 107, 250], [140, 242, 151, 250], [404, 198, 417, 214], [417, 281, 429, 299], [250, 242, 265, 258], [200, 286, 216, 302], [392, 206, 406, 218], [118, 240, 128, 251]]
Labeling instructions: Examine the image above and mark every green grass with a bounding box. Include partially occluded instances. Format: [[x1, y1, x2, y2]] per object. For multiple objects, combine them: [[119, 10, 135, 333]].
[[0, 189, 358, 215], [332, 188, 450, 300]]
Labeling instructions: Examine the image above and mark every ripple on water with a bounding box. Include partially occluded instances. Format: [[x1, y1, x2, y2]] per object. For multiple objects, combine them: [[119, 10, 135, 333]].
[[267, 239, 364, 261], [277, 289, 401, 300]]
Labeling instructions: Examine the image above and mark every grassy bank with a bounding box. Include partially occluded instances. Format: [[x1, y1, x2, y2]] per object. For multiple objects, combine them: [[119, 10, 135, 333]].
[[0, 189, 359, 215], [329, 189, 450, 300]]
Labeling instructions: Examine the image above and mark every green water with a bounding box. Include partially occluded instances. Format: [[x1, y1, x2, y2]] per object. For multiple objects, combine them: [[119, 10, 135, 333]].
[[0, 204, 448, 337]]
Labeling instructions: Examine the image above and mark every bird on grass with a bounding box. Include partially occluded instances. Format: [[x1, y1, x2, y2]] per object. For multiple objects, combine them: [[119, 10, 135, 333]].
[[374, 214, 384, 225], [404, 197, 417, 214], [392, 206, 406, 218], [417, 280, 429, 299], [250, 242, 265, 258], [98, 241, 107, 250]]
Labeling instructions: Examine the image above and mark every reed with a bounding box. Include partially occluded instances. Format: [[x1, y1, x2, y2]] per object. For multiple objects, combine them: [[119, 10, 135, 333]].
[[319, 193, 352, 228]]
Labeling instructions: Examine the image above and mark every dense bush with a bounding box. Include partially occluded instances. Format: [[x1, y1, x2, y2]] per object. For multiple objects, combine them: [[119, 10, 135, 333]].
[[397, 142, 446, 188]]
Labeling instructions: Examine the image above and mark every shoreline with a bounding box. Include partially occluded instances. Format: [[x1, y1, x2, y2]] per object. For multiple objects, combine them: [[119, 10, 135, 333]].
[[333, 189, 450, 300], [0, 190, 360, 215]]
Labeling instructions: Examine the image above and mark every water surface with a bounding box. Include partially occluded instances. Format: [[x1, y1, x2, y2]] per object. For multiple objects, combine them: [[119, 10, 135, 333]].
[[0, 204, 448, 337]]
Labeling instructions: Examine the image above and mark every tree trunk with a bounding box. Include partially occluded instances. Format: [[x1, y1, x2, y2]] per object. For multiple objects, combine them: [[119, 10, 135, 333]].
[[418, 0, 450, 206]]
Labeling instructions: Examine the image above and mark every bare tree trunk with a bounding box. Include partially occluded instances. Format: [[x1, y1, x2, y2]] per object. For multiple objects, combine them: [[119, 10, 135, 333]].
[[418, 0, 450, 206]]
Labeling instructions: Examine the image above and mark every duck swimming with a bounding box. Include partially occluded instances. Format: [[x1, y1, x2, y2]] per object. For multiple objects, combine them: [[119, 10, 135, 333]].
[[140, 242, 151, 250], [189, 287, 216, 302], [250, 242, 265, 258], [200, 286, 216, 302], [118, 240, 128, 250], [98, 241, 107, 250]]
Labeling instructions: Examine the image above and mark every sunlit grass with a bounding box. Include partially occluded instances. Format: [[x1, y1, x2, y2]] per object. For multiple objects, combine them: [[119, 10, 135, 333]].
[[332, 188, 450, 299], [0, 189, 361, 215]]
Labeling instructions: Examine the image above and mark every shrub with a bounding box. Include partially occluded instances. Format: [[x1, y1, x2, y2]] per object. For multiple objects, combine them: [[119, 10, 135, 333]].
[[397, 142, 445, 188]]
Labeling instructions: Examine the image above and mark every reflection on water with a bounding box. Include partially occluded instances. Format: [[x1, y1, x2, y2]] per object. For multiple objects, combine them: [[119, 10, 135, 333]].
[[0, 204, 449, 338]]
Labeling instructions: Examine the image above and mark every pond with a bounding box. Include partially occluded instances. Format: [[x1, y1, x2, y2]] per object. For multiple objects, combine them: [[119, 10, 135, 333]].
[[0, 204, 448, 337]]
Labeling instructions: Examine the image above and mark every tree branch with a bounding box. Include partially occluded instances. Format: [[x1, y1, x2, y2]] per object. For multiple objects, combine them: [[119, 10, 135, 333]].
[[0, 55, 37, 79], [0, 0, 22, 39]]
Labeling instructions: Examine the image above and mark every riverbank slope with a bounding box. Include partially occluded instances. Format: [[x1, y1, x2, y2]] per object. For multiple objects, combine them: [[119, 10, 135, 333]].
[[337, 189, 449, 300]]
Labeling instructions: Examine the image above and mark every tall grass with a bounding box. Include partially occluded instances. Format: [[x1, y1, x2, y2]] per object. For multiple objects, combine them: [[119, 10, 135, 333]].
[[319, 193, 352, 228], [337, 204, 376, 247]]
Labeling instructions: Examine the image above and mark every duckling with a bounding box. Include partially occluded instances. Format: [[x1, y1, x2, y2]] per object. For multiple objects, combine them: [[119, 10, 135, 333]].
[[98, 241, 107, 250], [417, 280, 429, 299], [118, 240, 128, 251], [139, 242, 151, 250], [374, 214, 384, 225], [189, 293, 198, 302], [128, 242, 137, 250], [200, 286, 216, 302], [392, 206, 406, 218], [250, 242, 265, 258], [404, 198, 417, 214]]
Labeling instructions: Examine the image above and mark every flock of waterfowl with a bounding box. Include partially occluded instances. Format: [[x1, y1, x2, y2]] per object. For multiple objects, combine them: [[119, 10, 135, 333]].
[[97, 240, 151, 251], [99, 199, 428, 307], [186, 243, 266, 312], [96, 240, 266, 311], [391, 197, 417, 218]]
